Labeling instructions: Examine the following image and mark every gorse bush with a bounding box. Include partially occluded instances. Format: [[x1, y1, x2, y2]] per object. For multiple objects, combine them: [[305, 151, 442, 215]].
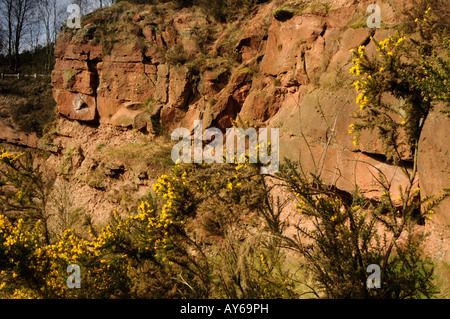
[[0, 144, 298, 298], [1, 121, 447, 299], [349, 7, 449, 163], [0, 209, 131, 298], [262, 9, 449, 296], [0, 149, 54, 244], [275, 160, 440, 298], [0, 150, 130, 298]]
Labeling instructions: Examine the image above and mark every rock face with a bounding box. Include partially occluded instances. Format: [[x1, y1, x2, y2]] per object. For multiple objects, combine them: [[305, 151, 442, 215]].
[[52, 35, 101, 122], [0, 121, 40, 148], [419, 109, 450, 225], [51, 0, 449, 223]]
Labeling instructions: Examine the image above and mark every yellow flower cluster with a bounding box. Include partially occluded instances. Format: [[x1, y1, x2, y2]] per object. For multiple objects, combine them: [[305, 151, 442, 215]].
[[0, 149, 23, 165], [92, 213, 128, 251], [136, 202, 175, 265], [376, 34, 405, 56], [293, 189, 350, 229], [348, 123, 354, 134], [415, 7, 432, 24], [34, 229, 112, 297], [356, 91, 369, 110], [350, 34, 407, 115], [1, 216, 41, 255], [349, 45, 372, 111], [226, 168, 244, 191], [423, 191, 448, 219], [349, 45, 365, 76], [152, 172, 189, 223], [0, 211, 133, 298], [0, 215, 69, 297], [45, 230, 87, 263], [251, 250, 296, 299]]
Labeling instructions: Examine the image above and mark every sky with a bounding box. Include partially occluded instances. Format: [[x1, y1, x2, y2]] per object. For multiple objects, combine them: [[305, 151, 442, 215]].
[[0, 0, 115, 54]]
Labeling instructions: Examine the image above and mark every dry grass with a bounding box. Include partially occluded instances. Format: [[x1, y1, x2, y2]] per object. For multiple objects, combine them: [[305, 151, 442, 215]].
[[434, 261, 450, 298], [104, 137, 174, 179], [0, 78, 56, 137]]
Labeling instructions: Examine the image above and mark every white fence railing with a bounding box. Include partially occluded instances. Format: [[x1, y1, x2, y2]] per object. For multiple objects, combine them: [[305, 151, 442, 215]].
[[0, 73, 50, 80]]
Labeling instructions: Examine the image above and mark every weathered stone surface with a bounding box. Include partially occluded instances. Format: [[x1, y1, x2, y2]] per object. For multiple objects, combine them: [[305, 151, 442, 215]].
[[419, 110, 450, 225], [97, 61, 154, 101], [235, 1, 274, 62], [109, 106, 142, 128], [54, 32, 102, 61], [208, 69, 253, 130], [160, 105, 186, 133], [155, 64, 170, 103], [54, 90, 96, 122], [168, 66, 192, 109], [278, 134, 415, 207], [260, 14, 326, 77], [0, 120, 40, 148], [239, 79, 285, 123], [173, 11, 206, 58], [103, 42, 143, 63]]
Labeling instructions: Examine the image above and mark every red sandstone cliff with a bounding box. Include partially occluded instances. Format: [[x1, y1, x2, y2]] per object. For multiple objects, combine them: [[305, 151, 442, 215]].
[[50, 0, 450, 228]]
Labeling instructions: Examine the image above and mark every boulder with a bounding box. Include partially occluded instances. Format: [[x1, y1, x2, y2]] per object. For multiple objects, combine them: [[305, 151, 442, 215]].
[[168, 66, 192, 109], [109, 103, 144, 128], [54, 90, 97, 122], [0, 120, 40, 148]]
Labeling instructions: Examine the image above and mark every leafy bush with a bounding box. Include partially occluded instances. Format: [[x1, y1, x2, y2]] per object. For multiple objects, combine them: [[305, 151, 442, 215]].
[[0, 149, 54, 244], [276, 160, 440, 298], [0, 142, 297, 298], [0, 130, 447, 299], [349, 7, 449, 162]]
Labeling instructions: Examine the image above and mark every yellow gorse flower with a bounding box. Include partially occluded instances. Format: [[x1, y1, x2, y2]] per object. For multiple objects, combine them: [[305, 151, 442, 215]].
[[0, 149, 23, 164]]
